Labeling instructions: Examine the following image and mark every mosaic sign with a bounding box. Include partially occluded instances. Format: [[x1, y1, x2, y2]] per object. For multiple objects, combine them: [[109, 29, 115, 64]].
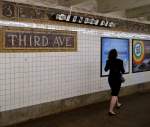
[[1, 1, 47, 19], [0, 28, 77, 52]]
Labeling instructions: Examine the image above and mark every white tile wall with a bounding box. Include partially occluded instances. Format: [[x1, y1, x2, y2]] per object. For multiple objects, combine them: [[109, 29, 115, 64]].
[[0, 23, 150, 112]]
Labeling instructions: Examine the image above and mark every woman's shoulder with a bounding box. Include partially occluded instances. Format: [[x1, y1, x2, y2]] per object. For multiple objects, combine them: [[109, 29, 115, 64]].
[[116, 58, 123, 63], [106, 59, 109, 63]]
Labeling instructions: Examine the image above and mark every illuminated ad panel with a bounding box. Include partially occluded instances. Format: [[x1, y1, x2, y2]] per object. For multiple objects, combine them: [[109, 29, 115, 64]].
[[101, 37, 129, 76], [132, 39, 150, 73]]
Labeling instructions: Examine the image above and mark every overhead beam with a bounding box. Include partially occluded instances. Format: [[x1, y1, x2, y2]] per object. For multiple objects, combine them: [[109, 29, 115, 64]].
[[58, 0, 87, 7], [4, 0, 86, 7], [3, 0, 58, 7], [125, 4, 150, 18], [145, 16, 150, 21], [70, 0, 97, 12], [96, 0, 150, 13]]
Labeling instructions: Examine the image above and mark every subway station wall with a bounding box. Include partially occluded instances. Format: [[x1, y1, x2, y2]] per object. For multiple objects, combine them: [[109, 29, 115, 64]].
[[0, 23, 150, 112]]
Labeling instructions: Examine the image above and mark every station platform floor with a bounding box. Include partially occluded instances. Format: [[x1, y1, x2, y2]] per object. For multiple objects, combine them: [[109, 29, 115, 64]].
[[7, 91, 150, 127]]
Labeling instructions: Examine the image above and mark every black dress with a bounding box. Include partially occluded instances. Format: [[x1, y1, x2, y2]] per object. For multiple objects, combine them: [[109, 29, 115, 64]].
[[104, 58, 125, 96]]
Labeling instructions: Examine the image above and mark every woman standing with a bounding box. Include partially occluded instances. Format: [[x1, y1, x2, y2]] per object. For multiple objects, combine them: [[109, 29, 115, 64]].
[[104, 49, 125, 115]]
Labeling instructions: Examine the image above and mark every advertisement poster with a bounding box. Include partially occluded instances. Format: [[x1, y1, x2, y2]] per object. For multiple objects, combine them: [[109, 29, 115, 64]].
[[101, 37, 129, 76], [132, 39, 150, 73]]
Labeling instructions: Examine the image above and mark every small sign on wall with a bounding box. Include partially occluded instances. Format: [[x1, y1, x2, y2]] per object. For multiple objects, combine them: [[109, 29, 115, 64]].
[[132, 39, 150, 73], [0, 28, 77, 52]]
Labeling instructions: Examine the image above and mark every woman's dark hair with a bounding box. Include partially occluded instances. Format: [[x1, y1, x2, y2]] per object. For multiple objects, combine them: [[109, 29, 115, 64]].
[[108, 49, 118, 60]]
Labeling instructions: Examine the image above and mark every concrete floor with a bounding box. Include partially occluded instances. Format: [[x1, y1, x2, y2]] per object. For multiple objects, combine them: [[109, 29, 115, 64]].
[[7, 92, 150, 127]]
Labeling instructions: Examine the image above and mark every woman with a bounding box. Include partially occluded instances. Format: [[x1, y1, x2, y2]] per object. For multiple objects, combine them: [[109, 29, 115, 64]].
[[104, 49, 125, 115]]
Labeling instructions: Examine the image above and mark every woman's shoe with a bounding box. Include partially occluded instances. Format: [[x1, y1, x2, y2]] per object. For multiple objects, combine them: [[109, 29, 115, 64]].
[[116, 103, 123, 109], [108, 112, 116, 116]]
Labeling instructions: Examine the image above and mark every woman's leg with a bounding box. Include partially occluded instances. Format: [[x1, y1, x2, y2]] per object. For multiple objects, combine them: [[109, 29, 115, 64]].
[[116, 86, 122, 107], [116, 96, 122, 107], [109, 96, 117, 113]]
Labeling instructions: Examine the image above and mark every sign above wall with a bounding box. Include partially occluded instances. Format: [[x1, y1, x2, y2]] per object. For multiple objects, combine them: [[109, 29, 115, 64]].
[[56, 14, 115, 28], [0, 28, 77, 52]]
